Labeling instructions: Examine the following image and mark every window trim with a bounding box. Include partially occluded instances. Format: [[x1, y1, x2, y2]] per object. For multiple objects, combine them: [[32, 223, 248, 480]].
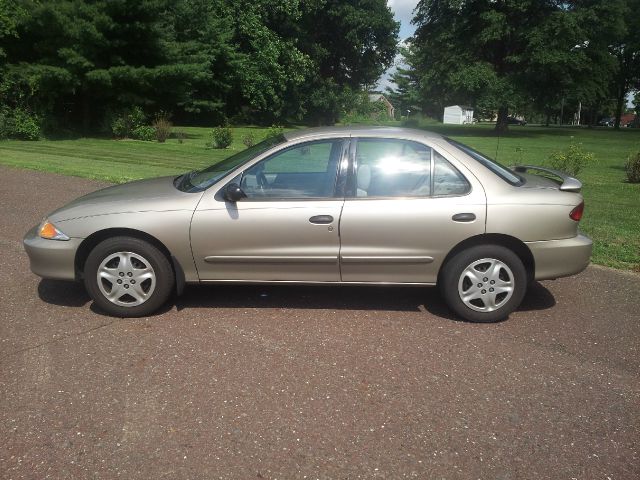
[[216, 138, 350, 203], [346, 137, 472, 200], [445, 137, 523, 186]]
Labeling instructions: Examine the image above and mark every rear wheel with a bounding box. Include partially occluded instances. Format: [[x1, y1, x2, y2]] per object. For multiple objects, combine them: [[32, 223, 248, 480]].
[[84, 236, 174, 317], [440, 245, 527, 323]]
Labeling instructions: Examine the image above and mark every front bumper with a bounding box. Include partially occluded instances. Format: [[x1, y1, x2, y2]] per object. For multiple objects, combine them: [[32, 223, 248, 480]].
[[23, 225, 82, 281], [526, 233, 593, 281]]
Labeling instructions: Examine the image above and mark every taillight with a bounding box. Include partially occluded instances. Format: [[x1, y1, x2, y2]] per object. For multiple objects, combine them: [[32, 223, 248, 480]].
[[569, 201, 584, 221]]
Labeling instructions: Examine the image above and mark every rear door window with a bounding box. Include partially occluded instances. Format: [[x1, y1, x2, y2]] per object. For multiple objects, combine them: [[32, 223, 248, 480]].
[[354, 138, 432, 197]]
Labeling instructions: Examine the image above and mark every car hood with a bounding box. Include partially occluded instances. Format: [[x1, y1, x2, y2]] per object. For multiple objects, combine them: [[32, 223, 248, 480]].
[[49, 175, 204, 222]]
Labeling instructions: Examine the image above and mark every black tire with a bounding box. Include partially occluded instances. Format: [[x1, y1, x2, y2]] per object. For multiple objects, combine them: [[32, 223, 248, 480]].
[[84, 236, 174, 317], [439, 245, 527, 323]]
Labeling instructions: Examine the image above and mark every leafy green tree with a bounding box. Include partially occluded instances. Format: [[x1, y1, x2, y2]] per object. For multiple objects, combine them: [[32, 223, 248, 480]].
[[293, 0, 399, 124], [610, 0, 640, 128], [0, 0, 25, 59], [0, 0, 399, 130], [385, 45, 421, 119], [409, 0, 631, 131]]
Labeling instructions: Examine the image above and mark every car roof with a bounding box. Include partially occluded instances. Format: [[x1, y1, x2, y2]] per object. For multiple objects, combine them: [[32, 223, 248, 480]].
[[283, 126, 444, 142]]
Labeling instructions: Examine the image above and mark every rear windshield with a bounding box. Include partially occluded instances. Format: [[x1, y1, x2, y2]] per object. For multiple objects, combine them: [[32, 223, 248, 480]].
[[445, 138, 523, 185]]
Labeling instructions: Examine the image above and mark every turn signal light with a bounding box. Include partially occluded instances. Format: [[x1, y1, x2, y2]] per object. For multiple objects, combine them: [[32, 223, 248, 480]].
[[569, 202, 584, 221], [39, 220, 70, 240]]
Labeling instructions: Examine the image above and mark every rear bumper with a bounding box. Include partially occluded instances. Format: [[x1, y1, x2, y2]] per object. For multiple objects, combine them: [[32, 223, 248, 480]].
[[23, 225, 82, 281], [526, 233, 592, 281]]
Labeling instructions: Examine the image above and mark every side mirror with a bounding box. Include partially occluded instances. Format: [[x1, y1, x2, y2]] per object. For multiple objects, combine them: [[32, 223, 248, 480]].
[[223, 182, 247, 202]]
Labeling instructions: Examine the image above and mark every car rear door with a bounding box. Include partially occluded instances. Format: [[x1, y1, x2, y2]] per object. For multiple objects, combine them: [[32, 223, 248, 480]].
[[338, 137, 486, 284], [190, 138, 348, 282]]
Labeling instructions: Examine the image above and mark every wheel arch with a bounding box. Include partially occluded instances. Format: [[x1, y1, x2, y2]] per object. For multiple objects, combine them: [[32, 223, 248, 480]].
[[74, 228, 186, 294], [438, 233, 535, 284]]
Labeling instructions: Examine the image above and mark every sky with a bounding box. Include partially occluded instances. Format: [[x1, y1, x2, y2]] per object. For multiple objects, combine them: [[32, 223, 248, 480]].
[[377, 0, 420, 91]]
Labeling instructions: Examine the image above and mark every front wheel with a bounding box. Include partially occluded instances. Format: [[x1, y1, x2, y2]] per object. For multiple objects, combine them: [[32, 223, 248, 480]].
[[440, 245, 527, 323], [84, 236, 174, 317]]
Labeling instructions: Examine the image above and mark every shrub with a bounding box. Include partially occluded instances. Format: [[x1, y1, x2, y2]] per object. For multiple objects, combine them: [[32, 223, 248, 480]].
[[625, 151, 640, 183], [211, 126, 233, 148], [242, 132, 255, 148], [131, 125, 156, 141], [264, 124, 284, 140], [10, 108, 41, 140], [152, 113, 172, 143], [545, 141, 594, 177], [111, 106, 146, 138]]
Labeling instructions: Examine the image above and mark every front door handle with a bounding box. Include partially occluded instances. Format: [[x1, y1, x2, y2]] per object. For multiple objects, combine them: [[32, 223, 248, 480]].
[[452, 213, 476, 222], [309, 215, 334, 224]]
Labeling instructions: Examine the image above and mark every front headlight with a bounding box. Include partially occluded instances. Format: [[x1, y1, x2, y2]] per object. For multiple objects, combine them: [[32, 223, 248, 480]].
[[39, 220, 70, 241]]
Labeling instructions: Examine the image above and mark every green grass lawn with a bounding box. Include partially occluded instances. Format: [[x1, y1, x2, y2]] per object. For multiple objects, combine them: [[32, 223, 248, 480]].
[[0, 124, 638, 270]]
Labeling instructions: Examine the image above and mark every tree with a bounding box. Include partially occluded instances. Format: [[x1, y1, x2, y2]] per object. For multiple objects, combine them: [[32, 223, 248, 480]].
[[0, 0, 399, 130], [610, 0, 640, 128], [385, 44, 421, 119], [293, 0, 399, 124], [409, 0, 630, 131]]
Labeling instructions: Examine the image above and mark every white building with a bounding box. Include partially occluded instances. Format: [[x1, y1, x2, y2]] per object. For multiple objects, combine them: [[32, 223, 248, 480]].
[[443, 105, 474, 125]]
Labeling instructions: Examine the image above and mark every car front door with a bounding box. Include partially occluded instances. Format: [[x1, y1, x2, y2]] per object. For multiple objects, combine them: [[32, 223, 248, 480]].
[[338, 137, 486, 284], [190, 138, 348, 282]]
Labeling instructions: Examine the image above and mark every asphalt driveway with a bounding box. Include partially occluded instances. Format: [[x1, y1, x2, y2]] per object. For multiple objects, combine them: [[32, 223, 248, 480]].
[[1, 165, 638, 479]]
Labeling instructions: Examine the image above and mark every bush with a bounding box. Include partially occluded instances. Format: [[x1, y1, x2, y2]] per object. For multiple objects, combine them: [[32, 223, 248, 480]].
[[625, 151, 640, 183], [264, 124, 284, 140], [131, 125, 156, 141], [545, 141, 594, 177], [211, 126, 233, 148], [9, 108, 41, 140], [152, 113, 172, 143], [111, 106, 146, 138], [242, 132, 255, 148]]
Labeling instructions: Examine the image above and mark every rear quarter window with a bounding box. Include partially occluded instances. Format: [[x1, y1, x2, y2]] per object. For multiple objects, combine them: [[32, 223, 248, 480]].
[[433, 151, 471, 196]]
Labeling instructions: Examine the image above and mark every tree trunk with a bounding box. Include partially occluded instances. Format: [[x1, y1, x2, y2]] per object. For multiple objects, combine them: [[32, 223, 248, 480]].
[[495, 106, 509, 133], [82, 90, 90, 135], [614, 81, 627, 130]]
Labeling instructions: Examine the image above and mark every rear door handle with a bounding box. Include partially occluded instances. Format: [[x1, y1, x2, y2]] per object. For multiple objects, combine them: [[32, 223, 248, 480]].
[[452, 213, 476, 222], [309, 215, 334, 224]]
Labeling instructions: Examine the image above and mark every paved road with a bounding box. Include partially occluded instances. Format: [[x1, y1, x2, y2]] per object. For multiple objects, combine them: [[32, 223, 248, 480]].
[[1, 165, 638, 479]]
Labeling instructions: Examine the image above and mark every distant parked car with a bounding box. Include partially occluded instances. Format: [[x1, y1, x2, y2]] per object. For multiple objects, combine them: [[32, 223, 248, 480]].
[[24, 127, 592, 323], [598, 117, 614, 127], [507, 116, 527, 126]]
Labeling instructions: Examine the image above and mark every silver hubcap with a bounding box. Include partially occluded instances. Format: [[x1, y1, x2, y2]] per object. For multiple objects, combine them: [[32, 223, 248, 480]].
[[97, 252, 156, 307], [458, 258, 514, 312]]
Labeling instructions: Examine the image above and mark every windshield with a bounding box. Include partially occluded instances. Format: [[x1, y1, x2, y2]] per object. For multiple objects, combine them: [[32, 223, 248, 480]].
[[445, 138, 523, 186], [176, 135, 286, 192]]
